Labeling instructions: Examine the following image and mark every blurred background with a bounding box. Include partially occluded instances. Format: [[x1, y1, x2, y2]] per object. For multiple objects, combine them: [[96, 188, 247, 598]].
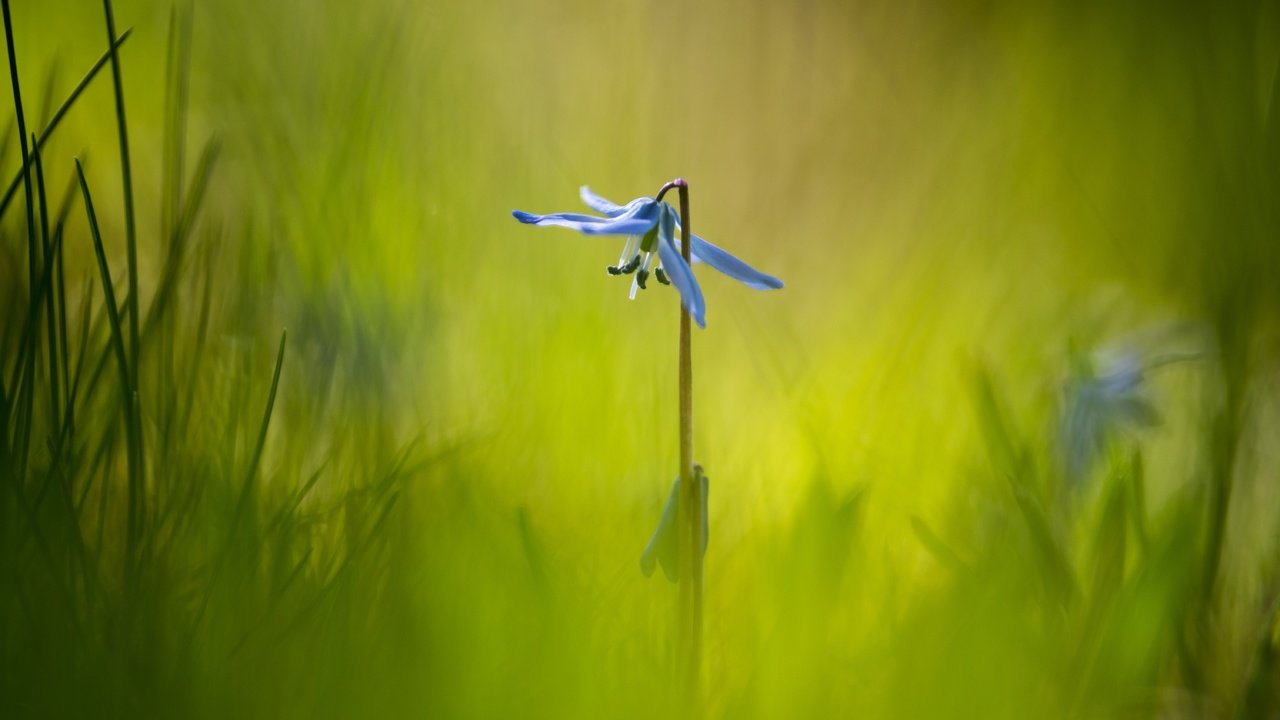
[[2, 0, 1278, 716]]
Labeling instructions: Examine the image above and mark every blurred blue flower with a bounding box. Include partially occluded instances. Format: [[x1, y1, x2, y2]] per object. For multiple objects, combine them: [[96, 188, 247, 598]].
[[512, 187, 783, 328], [1060, 349, 1159, 481]]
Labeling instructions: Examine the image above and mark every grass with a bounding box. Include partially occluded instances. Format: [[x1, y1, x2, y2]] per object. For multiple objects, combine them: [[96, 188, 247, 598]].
[[2, 0, 1279, 717]]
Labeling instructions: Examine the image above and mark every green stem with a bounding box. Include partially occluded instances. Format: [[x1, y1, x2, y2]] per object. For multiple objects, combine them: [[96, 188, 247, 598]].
[[675, 179, 702, 707]]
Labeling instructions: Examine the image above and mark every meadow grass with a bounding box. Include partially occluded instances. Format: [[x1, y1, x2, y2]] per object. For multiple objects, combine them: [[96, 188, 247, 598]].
[[2, 0, 1279, 718]]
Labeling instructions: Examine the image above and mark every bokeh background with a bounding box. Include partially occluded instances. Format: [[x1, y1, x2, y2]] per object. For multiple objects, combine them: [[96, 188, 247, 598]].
[[2, 0, 1279, 717]]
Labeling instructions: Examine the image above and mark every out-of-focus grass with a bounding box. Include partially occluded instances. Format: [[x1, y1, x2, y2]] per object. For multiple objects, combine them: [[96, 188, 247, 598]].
[[1, 0, 1278, 717]]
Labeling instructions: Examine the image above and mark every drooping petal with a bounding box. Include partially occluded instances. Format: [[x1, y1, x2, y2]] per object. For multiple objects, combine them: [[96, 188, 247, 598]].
[[656, 206, 707, 328], [690, 235, 784, 290], [512, 209, 656, 236], [579, 186, 626, 217]]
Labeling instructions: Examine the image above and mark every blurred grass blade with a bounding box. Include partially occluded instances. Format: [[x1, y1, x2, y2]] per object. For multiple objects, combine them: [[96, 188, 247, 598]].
[[1011, 483, 1079, 607], [910, 515, 968, 573], [232, 329, 288, 530], [161, 4, 193, 240], [972, 363, 1032, 489], [145, 139, 220, 337]]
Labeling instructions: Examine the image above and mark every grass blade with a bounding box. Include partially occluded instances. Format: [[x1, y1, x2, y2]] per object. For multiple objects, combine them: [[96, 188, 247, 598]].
[[75, 158, 142, 585], [233, 329, 288, 529], [186, 329, 288, 648], [101, 0, 140, 402], [2, 0, 39, 486], [32, 135, 60, 436]]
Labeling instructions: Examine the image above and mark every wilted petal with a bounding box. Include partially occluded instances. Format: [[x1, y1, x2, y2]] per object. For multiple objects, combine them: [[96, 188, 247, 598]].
[[690, 235, 784, 290], [656, 207, 706, 327], [579, 186, 627, 217]]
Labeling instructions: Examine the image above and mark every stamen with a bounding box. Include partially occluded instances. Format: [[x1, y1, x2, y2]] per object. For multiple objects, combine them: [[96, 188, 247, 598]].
[[629, 276, 640, 300], [655, 267, 670, 285], [618, 254, 641, 275], [608, 237, 640, 275], [636, 251, 655, 290]]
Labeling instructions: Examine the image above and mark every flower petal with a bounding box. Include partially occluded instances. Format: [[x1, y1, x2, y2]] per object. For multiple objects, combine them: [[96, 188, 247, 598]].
[[690, 235, 784, 290], [657, 207, 707, 328], [579, 186, 626, 217], [512, 209, 656, 236]]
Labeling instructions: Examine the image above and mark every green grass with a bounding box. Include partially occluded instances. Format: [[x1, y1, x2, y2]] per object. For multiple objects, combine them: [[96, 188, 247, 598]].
[[2, 0, 1279, 717]]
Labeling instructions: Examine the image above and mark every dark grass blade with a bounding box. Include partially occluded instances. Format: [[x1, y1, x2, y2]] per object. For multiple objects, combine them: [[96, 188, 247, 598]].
[[2, 219, 65, 479], [0, 29, 132, 221], [101, 0, 140, 412], [75, 135, 218, 445], [2, 0, 39, 485], [64, 274, 94, 496], [52, 168, 81, 427], [75, 158, 143, 582], [32, 135, 60, 436], [234, 329, 288, 528], [75, 158, 131, 421]]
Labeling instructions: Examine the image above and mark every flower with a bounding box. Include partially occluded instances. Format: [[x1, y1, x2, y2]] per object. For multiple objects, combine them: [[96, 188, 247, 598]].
[[1060, 349, 1159, 482], [512, 186, 783, 328]]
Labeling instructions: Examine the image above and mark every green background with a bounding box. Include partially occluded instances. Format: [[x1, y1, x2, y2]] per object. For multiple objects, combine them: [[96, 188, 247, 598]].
[[2, 0, 1278, 716]]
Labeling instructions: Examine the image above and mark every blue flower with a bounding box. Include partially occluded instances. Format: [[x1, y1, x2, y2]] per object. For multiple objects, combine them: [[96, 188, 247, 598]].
[[512, 186, 783, 328], [1060, 349, 1159, 482]]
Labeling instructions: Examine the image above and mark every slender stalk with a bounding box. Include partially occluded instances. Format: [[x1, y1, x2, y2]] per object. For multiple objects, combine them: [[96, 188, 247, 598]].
[[658, 177, 704, 708]]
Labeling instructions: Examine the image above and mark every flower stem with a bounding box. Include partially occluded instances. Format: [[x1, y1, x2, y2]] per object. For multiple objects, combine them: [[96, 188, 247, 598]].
[[670, 178, 702, 708]]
